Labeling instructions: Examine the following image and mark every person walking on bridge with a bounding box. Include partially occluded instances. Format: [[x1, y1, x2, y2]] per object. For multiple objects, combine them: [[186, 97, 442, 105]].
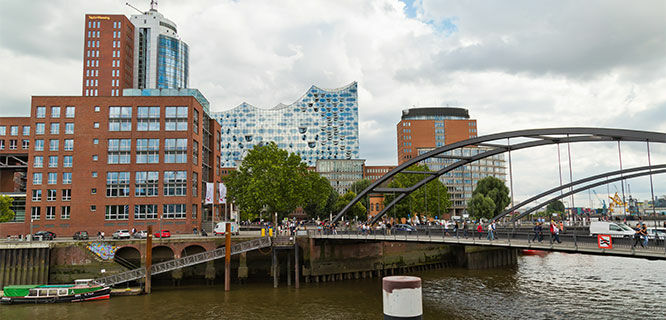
[[532, 222, 543, 242], [550, 220, 561, 244], [487, 222, 495, 241], [476, 223, 483, 239], [632, 223, 644, 249]]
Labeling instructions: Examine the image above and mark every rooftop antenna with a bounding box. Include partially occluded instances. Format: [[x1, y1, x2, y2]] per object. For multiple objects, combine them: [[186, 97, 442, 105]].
[[125, 2, 144, 14], [150, 0, 158, 11]]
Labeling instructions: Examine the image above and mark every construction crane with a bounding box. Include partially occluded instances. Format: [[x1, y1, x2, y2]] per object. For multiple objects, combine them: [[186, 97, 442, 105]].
[[592, 190, 608, 215]]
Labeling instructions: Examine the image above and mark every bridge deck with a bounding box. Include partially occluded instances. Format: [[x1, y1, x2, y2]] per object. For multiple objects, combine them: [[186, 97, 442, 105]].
[[309, 231, 666, 260]]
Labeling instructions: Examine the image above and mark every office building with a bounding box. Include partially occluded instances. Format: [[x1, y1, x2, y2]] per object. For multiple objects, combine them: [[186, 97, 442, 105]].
[[315, 159, 365, 195], [212, 82, 360, 167], [82, 14, 135, 97]]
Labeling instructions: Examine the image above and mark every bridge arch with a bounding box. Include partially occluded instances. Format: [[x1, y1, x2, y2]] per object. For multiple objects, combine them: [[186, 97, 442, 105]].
[[152, 245, 175, 264], [115, 246, 141, 269], [331, 128, 666, 224]]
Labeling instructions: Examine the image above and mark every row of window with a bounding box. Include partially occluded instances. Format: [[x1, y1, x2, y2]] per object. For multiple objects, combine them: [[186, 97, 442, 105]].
[[0, 139, 29, 150], [0, 125, 29, 136], [33, 139, 74, 151], [30, 206, 70, 220], [32, 172, 72, 185], [105, 171, 192, 197], [86, 50, 99, 58], [35, 106, 75, 119], [86, 30, 100, 37], [31, 189, 71, 202], [85, 69, 99, 77], [85, 60, 100, 68], [33, 155, 73, 168], [107, 138, 190, 164], [109, 106, 189, 131]]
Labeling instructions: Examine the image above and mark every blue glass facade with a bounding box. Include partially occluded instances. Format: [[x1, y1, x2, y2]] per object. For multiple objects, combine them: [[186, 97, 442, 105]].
[[157, 35, 189, 89], [212, 82, 360, 167]]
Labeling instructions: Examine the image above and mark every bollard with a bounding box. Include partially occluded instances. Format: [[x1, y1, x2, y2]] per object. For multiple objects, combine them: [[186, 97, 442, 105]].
[[382, 276, 422, 320], [269, 228, 273, 237], [261, 228, 266, 237]]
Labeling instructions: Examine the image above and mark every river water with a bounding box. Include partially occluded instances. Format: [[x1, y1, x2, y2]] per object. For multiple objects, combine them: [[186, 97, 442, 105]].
[[2, 252, 665, 319]]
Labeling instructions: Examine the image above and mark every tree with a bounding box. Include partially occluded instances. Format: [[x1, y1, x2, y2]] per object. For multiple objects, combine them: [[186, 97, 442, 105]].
[[546, 200, 565, 215], [226, 142, 316, 221], [0, 195, 15, 223], [303, 172, 336, 219], [335, 191, 366, 221], [383, 164, 451, 219], [469, 176, 511, 219], [467, 194, 495, 220], [350, 179, 371, 206]]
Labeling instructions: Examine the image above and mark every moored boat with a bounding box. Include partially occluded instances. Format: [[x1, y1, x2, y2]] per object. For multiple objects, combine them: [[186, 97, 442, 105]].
[[1, 279, 110, 304]]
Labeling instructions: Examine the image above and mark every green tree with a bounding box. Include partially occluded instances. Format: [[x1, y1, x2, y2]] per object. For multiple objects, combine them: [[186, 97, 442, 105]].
[[469, 176, 511, 219], [334, 191, 366, 221], [350, 179, 372, 206], [467, 193, 495, 220], [546, 200, 565, 214], [383, 164, 451, 219], [303, 172, 335, 219], [0, 196, 15, 222], [226, 142, 314, 221]]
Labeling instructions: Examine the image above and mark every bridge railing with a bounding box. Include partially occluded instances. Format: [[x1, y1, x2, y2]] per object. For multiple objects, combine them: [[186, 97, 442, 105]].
[[308, 227, 666, 254]]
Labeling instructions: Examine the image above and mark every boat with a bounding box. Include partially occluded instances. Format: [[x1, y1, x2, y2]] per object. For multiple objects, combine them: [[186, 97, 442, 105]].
[[1, 279, 110, 304], [522, 249, 548, 256]]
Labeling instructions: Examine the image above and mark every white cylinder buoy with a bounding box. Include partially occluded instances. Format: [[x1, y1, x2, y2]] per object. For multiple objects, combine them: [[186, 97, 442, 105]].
[[382, 276, 422, 319]]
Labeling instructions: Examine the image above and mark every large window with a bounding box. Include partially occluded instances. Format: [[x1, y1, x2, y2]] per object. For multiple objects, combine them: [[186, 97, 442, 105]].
[[34, 139, 43, 151], [193, 109, 199, 134], [192, 172, 198, 197], [47, 189, 56, 201], [109, 106, 132, 131], [47, 172, 57, 185], [65, 106, 75, 118], [33, 156, 43, 168], [22, 126, 30, 136], [64, 139, 73, 151], [31, 207, 41, 220], [135, 171, 159, 196], [61, 206, 70, 219], [108, 139, 131, 164], [105, 205, 129, 220], [33, 173, 42, 185], [36, 106, 46, 118], [10, 126, 18, 136], [65, 123, 74, 134], [62, 189, 71, 201], [163, 204, 186, 219], [48, 156, 58, 168], [136, 139, 159, 164], [49, 139, 58, 151], [62, 172, 72, 184], [165, 106, 187, 131], [163, 171, 187, 196], [164, 138, 187, 163], [36, 123, 45, 135], [32, 190, 42, 201], [46, 206, 56, 220], [137, 106, 160, 131], [134, 204, 158, 220], [50, 123, 59, 134], [192, 140, 198, 164], [50, 106, 60, 118], [63, 156, 72, 168], [106, 171, 130, 197]]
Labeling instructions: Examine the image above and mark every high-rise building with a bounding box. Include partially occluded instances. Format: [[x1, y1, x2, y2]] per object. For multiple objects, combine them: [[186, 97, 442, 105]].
[[212, 82, 360, 167], [130, 4, 189, 89], [396, 107, 505, 216], [316, 159, 365, 195], [397, 107, 477, 164], [82, 14, 135, 97]]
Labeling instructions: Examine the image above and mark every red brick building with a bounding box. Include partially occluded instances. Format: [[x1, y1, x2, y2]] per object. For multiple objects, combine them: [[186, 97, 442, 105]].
[[0, 95, 223, 237], [83, 14, 134, 97]]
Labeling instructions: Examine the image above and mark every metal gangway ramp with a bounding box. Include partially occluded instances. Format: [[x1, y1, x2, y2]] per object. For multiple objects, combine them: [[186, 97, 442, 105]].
[[95, 237, 272, 286]]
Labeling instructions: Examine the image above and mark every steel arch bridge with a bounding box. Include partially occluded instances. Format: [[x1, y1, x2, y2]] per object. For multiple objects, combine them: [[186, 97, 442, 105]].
[[332, 128, 666, 224]]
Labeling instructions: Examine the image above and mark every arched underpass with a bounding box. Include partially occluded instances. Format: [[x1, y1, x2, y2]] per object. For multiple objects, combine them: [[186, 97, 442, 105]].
[[114, 246, 141, 270], [152, 246, 175, 281], [180, 245, 207, 280]]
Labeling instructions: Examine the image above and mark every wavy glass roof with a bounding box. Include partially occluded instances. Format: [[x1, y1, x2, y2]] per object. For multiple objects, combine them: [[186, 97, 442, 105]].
[[212, 82, 360, 167]]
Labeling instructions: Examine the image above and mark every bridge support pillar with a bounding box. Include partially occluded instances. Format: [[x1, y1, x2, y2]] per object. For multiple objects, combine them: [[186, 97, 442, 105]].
[[237, 252, 248, 283], [294, 242, 300, 289], [272, 248, 278, 288], [287, 251, 292, 286]]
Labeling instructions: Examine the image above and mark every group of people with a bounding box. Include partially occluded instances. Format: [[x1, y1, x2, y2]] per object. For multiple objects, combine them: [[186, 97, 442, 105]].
[[530, 220, 564, 243], [632, 223, 649, 248]]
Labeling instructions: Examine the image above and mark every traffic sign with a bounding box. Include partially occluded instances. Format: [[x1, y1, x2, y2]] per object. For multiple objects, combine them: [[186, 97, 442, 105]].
[[597, 234, 613, 249]]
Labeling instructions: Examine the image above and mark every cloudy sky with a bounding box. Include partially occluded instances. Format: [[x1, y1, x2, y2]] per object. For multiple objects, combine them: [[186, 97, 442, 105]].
[[1, 0, 665, 205]]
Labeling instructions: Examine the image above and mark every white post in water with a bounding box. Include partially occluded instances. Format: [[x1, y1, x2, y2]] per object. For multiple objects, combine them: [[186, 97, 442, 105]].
[[382, 276, 422, 319]]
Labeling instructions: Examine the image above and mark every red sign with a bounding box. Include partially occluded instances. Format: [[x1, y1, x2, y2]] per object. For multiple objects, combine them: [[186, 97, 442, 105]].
[[597, 234, 613, 249]]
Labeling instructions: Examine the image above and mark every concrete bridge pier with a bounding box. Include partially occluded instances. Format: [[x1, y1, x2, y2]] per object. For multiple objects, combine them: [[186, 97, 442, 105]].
[[205, 261, 215, 285], [460, 246, 518, 270], [237, 252, 248, 283]]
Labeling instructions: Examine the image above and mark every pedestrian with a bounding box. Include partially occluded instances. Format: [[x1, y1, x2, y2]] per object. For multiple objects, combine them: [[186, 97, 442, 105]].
[[532, 222, 541, 242], [100, 231, 105, 240], [476, 223, 483, 239], [487, 222, 495, 241], [97, 231, 101, 240], [641, 223, 649, 247], [453, 221, 459, 238], [550, 220, 561, 244], [559, 220, 564, 234], [463, 221, 469, 238], [632, 223, 644, 248]]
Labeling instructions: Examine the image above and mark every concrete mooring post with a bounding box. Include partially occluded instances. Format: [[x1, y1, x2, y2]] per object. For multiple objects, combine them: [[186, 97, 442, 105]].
[[272, 248, 278, 288], [294, 242, 300, 289], [382, 276, 422, 320], [287, 251, 292, 286], [225, 222, 231, 291], [145, 225, 153, 294]]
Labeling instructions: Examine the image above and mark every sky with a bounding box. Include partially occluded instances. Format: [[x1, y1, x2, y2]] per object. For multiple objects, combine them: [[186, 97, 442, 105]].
[[0, 0, 665, 206]]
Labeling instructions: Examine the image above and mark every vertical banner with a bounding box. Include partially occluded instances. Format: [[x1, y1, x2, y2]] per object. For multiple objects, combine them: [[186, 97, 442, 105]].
[[218, 182, 227, 204], [205, 182, 214, 204]]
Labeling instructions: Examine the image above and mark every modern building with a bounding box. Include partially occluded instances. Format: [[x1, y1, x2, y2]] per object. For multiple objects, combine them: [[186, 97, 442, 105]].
[[0, 92, 223, 238], [212, 82, 360, 167], [130, 4, 189, 89], [397, 107, 477, 164], [315, 159, 365, 195], [82, 14, 135, 97], [364, 165, 396, 183], [396, 107, 505, 216], [0, 118, 31, 223]]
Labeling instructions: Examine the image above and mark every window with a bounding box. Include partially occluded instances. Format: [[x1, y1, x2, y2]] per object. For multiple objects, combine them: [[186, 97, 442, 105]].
[[136, 139, 159, 163], [33, 156, 44, 168], [32, 190, 42, 201], [92, 171, 97, 178], [48, 172, 57, 184], [47, 189, 57, 201], [36, 106, 46, 118], [91, 188, 96, 194], [193, 109, 199, 134], [94, 122, 99, 128], [49, 139, 59, 151], [64, 139, 74, 151], [0, 126, 5, 135], [192, 140, 198, 164], [105, 205, 129, 220], [135, 171, 159, 196], [94, 106, 100, 112], [92, 155, 98, 161], [22, 126, 30, 136], [163, 204, 186, 219], [192, 204, 197, 219], [109, 106, 132, 131], [48, 156, 58, 168], [10, 126, 18, 136], [61, 206, 70, 219], [35, 139, 43, 151], [107, 139, 131, 164], [33, 173, 42, 185], [62, 172, 72, 184], [9, 140, 16, 150], [0, 140, 4, 150], [192, 172, 198, 197], [31, 207, 41, 220], [65, 123, 74, 134], [134, 204, 158, 220], [137, 106, 160, 131], [22, 139, 29, 149], [50, 123, 59, 134], [36, 123, 45, 135], [91, 205, 96, 212], [51, 106, 60, 118], [63, 156, 72, 168], [65, 106, 75, 118], [164, 138, 187, 163], [62, 189, 71, 201], [46, 206, 56, 220], [106, 172, 130, 197], [163, 171, 187, 196], [93, 138, 99, 145], [165, 106, 188, 131]]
